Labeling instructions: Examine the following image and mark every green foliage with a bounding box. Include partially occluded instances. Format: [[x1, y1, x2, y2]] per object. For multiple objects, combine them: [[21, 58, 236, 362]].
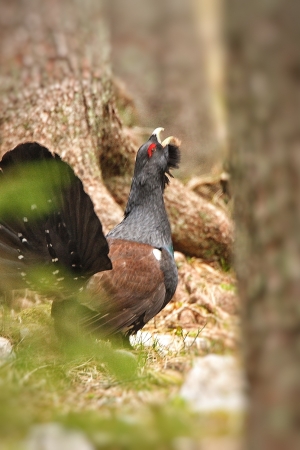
[[220, 282, 236, 292], [0, 306, 194, 448], [220, 257, 231, 273], [0, 160, 70, 220], [0, 303, 244, 448]]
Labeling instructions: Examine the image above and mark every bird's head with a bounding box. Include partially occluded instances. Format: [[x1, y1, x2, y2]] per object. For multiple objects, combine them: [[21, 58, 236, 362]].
[[134, 127, 181, 188]]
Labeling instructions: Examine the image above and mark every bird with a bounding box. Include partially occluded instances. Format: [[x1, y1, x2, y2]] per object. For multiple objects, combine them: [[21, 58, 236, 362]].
[[0, 128, 180, 341]]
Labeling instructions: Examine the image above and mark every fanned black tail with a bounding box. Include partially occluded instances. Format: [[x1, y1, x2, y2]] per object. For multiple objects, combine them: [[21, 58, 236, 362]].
[[0, 142, 111, 294]]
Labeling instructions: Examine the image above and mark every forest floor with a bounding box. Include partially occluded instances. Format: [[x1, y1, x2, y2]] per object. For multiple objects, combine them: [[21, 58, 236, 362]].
[[0, 250, 244, 450]]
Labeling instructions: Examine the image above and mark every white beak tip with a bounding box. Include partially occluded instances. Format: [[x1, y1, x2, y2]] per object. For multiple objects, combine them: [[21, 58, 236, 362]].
[[152, 127, 165, 143]]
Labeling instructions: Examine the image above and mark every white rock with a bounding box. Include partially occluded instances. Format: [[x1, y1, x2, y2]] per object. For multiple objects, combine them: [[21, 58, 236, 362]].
[[130, 330, 209, 354], [24, 423, 95, 450], [180, 354, 247, 412], [0, 337, 15, 366]]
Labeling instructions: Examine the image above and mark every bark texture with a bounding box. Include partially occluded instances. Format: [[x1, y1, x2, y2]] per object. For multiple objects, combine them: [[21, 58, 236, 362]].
[[0, 0, 123, 233], [0, 0, 233, 264], [226, 1, 300, 449]]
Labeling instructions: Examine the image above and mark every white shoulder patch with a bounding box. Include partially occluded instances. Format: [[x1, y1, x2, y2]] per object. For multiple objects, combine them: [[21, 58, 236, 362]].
[[152, 248, 162, 261]]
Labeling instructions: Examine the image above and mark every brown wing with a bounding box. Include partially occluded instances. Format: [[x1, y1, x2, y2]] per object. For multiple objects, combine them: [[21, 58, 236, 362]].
[[80, 238, 166, 335]]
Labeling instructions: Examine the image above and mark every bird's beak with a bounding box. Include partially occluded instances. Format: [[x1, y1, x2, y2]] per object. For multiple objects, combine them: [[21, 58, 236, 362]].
[[162, 136, 181, 148], [152, 127, 164, 144], [152, 128, 181, 148], [161, 136, 181, 147]]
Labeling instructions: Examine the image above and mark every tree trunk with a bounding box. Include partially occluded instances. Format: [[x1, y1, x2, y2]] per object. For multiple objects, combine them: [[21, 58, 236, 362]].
[[226, 0, 300, 449], [0, 0, 124, 232]]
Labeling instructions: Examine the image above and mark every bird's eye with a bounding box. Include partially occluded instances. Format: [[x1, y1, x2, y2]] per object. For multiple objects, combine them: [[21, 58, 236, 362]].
[[147, 143, 156, 158]]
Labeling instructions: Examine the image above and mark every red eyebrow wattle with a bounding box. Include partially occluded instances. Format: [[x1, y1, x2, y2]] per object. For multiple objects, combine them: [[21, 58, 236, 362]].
[[147, 143, 156, 158]]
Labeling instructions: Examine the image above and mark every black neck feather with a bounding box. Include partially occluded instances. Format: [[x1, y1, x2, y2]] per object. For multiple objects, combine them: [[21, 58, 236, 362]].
[[108, 173, 172, 249]]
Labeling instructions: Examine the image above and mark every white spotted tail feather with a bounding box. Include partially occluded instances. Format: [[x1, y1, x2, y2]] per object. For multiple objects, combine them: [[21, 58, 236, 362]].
[[0, 142, 111, 294]]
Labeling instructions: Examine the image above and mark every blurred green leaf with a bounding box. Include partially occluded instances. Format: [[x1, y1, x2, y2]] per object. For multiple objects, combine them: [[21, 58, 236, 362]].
[[0, 160, 70, 219]]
